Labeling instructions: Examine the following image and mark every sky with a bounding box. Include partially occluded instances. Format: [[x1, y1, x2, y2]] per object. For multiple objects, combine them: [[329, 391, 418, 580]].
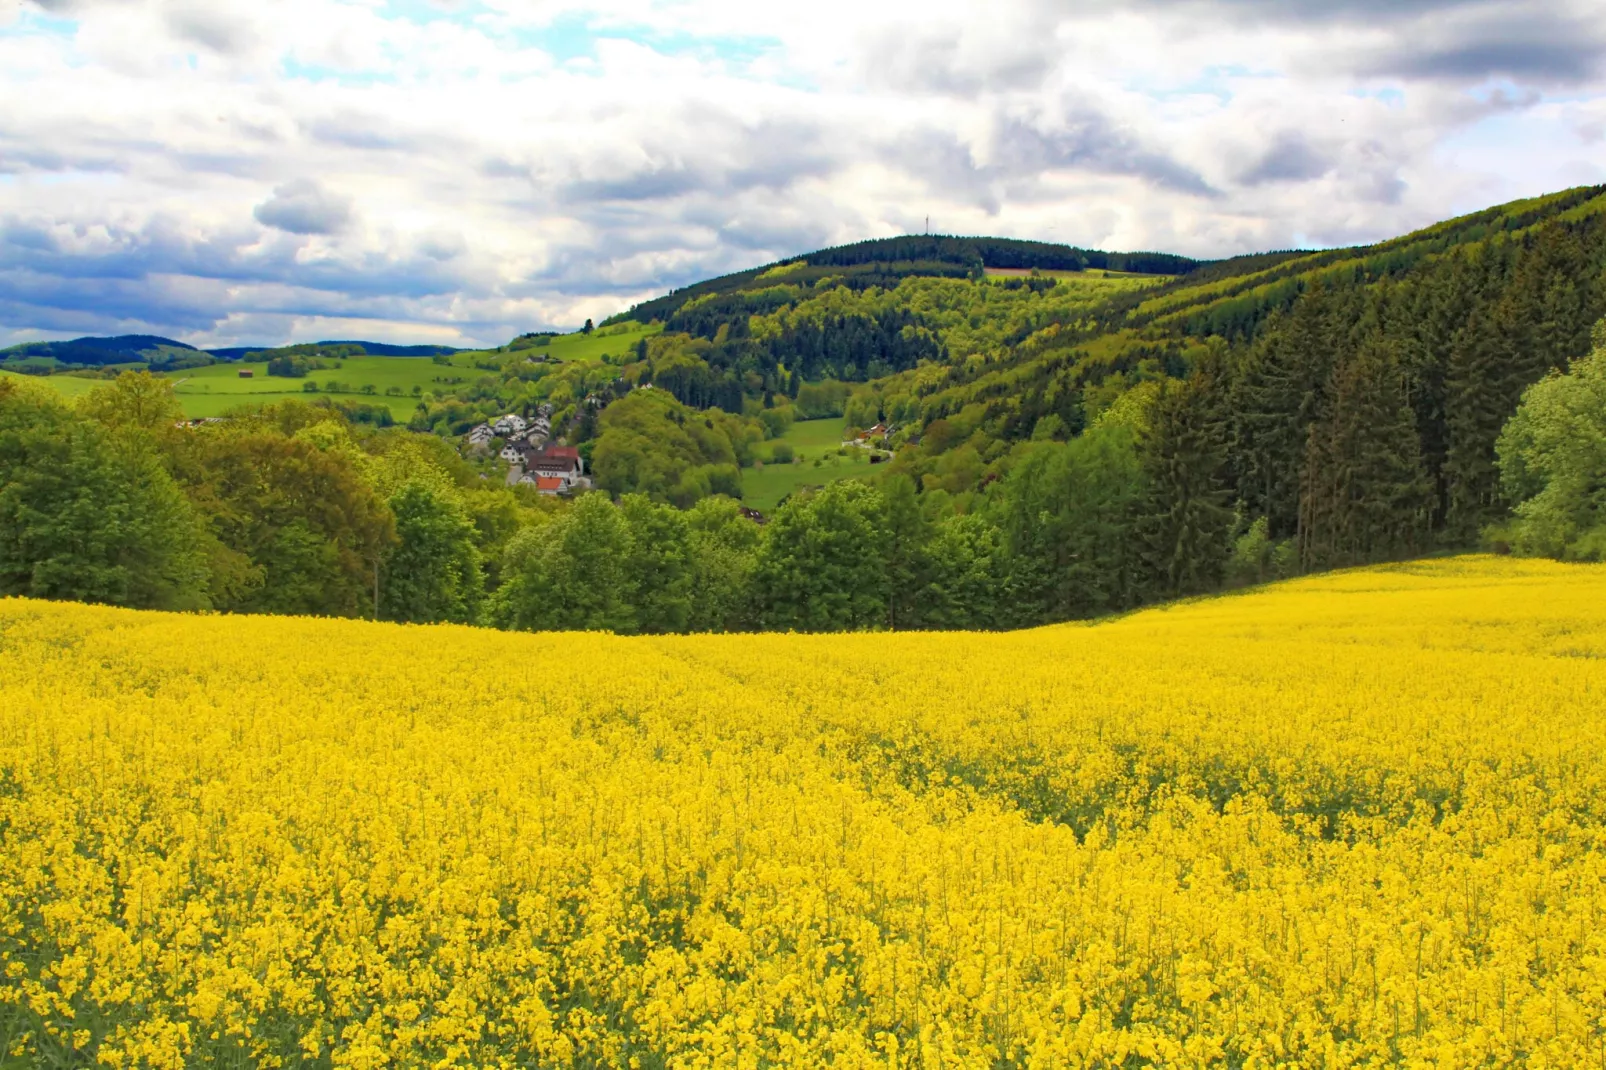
[[1, 0, 1604, 349]]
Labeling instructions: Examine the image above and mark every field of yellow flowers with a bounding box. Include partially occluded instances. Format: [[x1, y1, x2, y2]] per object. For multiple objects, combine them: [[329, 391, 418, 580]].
[[3, 556, 1606, 1068]]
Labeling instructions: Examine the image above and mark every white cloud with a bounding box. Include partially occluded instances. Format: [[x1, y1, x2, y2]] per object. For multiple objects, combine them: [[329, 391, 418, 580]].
[[0, 0, 1602, 348]]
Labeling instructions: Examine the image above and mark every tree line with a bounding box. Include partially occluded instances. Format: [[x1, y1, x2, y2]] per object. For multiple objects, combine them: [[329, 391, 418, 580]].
[[5, 303, 1605, 636]]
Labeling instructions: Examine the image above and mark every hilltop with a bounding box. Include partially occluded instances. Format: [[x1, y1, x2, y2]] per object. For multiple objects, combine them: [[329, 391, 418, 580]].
[[608, 233, 1204, 327]]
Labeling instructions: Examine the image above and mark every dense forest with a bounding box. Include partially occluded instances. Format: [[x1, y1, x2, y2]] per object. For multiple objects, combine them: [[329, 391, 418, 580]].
[[4, 186, 1606, 632], [612, 234, 1197, 326]]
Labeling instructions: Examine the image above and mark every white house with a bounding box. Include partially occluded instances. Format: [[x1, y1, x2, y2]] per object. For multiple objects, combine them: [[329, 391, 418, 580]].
[[492, 413, 528, 437], [467, 424, 493, 445], [499, 444, 523, 464]]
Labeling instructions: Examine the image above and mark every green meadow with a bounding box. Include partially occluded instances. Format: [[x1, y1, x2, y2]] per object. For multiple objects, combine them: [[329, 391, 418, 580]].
[[0, 368, 100, 402], [3, 322, 663, 421], [521, 321, 660, 363], [159, 355, 470, 420], [741, 417, 877, 512]]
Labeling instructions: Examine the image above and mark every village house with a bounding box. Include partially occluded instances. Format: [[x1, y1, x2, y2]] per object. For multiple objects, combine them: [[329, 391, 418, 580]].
[[492, 413, 527, 437], [528, 444, 584, 488], [467, 424, 493, 446], [498, 444, 523, 464]]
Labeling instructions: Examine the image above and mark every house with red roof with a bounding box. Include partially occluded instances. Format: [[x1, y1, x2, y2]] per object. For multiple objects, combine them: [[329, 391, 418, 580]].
[[516, 444, 587, 493], [530, 445, 582, 478]]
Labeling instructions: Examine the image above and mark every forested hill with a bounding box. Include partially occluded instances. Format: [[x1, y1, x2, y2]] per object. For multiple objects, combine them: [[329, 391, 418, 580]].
[[6, 185, 1606, 638], [556, 182, 1606, 623], [875, 183, 1606, 558], [0, 335, 462, 370], [612, 234, 1202, 326], [0, 335, 201, 368]]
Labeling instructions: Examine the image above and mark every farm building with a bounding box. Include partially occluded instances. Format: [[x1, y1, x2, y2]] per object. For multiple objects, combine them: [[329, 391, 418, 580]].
[[528, 444, 583, 484], [238, 369, 253, 378]]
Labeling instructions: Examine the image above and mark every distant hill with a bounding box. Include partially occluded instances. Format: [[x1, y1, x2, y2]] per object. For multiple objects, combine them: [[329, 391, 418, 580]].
[[0, 335, 464, 370], [609, 235, 1203, 327], [207, 341, 462, 359], [0, 334, 199, 368]]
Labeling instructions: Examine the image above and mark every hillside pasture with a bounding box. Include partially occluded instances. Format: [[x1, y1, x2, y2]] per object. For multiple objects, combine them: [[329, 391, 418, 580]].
[[0, 367, 101, 402], [502, 321, 661, 365], [984, 267, 1170, 283], [155, 356, 462, 420], [743, 417, 878, 511]]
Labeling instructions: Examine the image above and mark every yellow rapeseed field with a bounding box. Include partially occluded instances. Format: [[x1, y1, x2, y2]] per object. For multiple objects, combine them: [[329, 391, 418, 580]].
[[3, 556, 1606, 1069]]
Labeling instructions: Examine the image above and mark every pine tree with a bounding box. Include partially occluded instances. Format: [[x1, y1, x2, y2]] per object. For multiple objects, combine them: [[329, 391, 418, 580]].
[[1230, 283, 1344, 539], [1299, 337, 1431, 569], [1139, 348, 1234, 598], [1443, 223, 1603, 541]]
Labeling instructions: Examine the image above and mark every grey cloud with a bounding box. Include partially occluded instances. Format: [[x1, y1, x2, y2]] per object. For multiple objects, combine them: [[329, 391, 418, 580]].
[[557, 114, 839, 206], [1143, 0, 1606, 85], [884, 130, 999, 212], [0, 212, 469, 299], [0, 211, 509, 343], [418, 231, 466, 261], [306, 114, 417, 153], [169, 150, 275, 180], [0, 142, 128, 176], [165, 3, 257, 54], [1239, 131, 1334, 185], [994, 114, 1218, 197], [481, 157, 533, 180], [860, 27, 1055, 96], [253, 179, 353, 235], [1141, 0, 1550, 24], [892, 100, 1218, 208], [1365, 33, 1606, 84], [23, 0, 101, 12]]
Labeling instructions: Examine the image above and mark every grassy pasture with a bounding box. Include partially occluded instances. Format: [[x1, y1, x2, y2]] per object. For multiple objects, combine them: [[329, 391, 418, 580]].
[[5, 322, 662, 422], [742, 417, 879, 512], [155, 356, 454, 420], [502, 322, 661, 366], [983, 268, 1168, 283], [0, 368, 100, 402]]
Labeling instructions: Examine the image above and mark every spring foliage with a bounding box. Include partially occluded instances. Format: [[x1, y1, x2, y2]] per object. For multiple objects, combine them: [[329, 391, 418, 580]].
[[3, 557, 1606, 1067]]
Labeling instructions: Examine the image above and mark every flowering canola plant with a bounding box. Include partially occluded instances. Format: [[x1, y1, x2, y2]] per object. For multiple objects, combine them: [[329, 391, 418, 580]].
[[3, 555, 1606, 1068]]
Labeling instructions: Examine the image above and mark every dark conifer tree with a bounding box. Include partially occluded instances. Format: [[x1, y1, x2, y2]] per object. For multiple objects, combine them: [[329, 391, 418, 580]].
[[1299, 337, 1431, 569], [1229, 283, 1342, 538], [1139, 347, 1234, 598]]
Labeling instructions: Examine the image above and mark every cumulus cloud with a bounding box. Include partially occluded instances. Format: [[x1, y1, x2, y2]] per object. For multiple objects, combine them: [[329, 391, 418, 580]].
[[0, 0, 1602, 347], [253, 179, 353, 236]]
